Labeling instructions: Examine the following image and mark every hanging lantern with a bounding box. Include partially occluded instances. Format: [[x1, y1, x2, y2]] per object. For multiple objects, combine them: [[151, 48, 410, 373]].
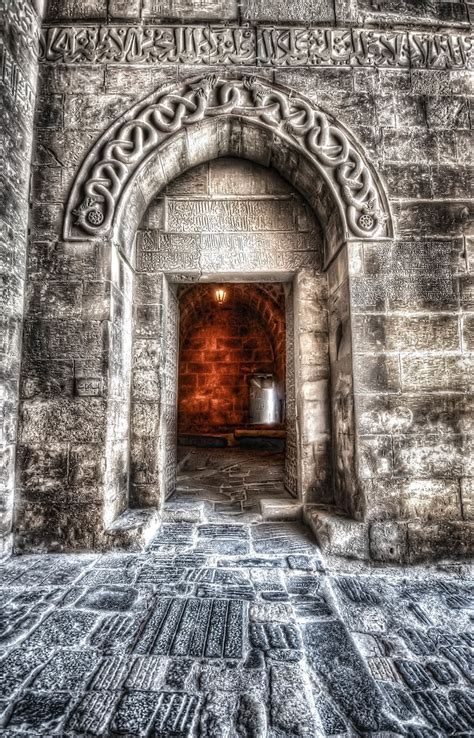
[[215, 287, 227, 305]]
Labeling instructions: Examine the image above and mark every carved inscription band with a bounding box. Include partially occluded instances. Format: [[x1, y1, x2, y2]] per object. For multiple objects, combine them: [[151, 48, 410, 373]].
[[40, 25, 472, 69], [66, 75, 391, 241]]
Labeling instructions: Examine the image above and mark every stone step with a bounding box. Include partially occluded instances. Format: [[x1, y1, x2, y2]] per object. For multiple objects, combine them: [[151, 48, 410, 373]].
[[260, 499, 303, 522], [105, 508, 161, 551], [163, 501, 206, 523], [304, 506, 370, 561]]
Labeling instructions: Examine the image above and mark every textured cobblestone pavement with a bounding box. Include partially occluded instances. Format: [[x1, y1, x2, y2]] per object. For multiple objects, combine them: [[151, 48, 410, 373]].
[[0, 450, 472, 736]]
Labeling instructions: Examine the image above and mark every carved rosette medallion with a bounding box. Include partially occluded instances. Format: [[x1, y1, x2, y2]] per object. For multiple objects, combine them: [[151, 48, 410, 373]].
[[65, 75, 392, 241]]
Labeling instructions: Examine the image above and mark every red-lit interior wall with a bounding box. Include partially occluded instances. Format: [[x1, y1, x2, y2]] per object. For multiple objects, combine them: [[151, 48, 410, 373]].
[[178, 285, 285, 434]]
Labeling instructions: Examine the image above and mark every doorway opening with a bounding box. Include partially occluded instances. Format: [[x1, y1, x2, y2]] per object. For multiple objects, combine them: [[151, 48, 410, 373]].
[[178, 282, 286, 449], [174, 282, 289, 519], [129, 156, 333, 527]]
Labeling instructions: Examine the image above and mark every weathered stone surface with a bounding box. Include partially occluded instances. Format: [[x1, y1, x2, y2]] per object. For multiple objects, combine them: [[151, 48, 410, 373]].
[[270, 662, 322, 735], [0, 485, 473, 736], [303, 621, 395, 731], [1, 0, 472, 618]]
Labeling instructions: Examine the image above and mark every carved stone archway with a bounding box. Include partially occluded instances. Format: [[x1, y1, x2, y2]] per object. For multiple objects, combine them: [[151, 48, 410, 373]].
[[64, 74, 393, 245], [16, 75, 394, 552]]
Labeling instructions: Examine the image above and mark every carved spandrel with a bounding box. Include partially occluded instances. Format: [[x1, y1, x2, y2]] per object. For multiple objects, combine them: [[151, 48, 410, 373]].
[[39, 25, 473, 70]]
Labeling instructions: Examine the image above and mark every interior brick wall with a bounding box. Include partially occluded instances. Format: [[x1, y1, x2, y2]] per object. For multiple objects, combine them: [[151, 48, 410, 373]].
[[178, 286, 283, 433]]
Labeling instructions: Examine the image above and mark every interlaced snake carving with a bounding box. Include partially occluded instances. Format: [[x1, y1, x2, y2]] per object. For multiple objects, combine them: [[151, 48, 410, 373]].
[[66, 75, 391, 240]]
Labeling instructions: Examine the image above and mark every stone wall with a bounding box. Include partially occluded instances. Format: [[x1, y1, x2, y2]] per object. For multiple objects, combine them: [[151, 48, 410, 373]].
[[9, 0, 473, 558], [0, 0, 42, 554]]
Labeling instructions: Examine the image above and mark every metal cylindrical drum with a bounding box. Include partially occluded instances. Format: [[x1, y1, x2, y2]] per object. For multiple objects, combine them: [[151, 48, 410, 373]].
[[248, 374, 280, 425]]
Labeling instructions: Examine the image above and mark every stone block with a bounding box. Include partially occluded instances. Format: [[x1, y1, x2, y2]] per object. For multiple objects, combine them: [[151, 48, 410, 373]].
[[392, 434, 473, 478], [270, 662, 322, 736], [105, 508, 160, 551], [209, 158, 291, 197], [275, 68, 353, 102], [45, 0, 107, 19], [369, 521, 408, 563], [35, 93, 63, 128], [30, 202, 63, 239], [460, 274, 474, 309], [362, 240, 464, 279], [131, 401, 160, 438], [18, 444, 69, 492], [30, 166, 64, 203], [357, 394, 473, 436], [133, 339, 163, 370], [357, 435, 393, 479], [81, 281, 114, 322], [379, 163, 432, 200], [34, 129, 104, 169], [401, 354, 472, 392], [27, 241, 98, 282], [243, 0, 335, 22], [108, 0, 141, 17], [15, 499, 105, 552], [364, 478, 462, 522], [166, 198, 296, 234], [327, 250, 349, 295], [20, 399, 107, 444], [26, 281, 83, 319], [461, 478, 473, 520], [39, 65, 105, 94], [142, 0, 238, 19], [382, 128, 456, 164], [304, 507, 370, 560], [130, 437, 161, 483], [393, 201, 472, 239], [352, 314, 460, 353], [343, 0, 469, 26], [20, 359, 74, 400], [0, 273, 24, 318], [426, 96, 470, 129], [350, 273, 458, 311], [302, 620, 391, 731], [23, 319, 106, 360], [376, 94, 425, 128], [353, 354, 401, 393], [167, 163, 208, 196], [462, 313, 474, 350], [298, 331, 329, 366], [135, 274, 164, 306], [105, 66, 171, 97], [260, 499, 303, 521], [142, 200, 165, 231], [431, 165, 474, 201], [64, 94, 132, 130], [69, 444, 105, 487], [135, 305, 164, 338], [407, 521, 473, 562]]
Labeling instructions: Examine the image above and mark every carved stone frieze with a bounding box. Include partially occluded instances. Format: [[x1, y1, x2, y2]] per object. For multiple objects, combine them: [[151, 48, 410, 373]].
[[40, 25, 473, 69], [65, 75, 392, 242]]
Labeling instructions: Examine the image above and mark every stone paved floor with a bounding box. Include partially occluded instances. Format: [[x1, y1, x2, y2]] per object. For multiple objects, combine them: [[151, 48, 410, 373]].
[[174, 447, 290, 520], [0, 450, 472, 736]]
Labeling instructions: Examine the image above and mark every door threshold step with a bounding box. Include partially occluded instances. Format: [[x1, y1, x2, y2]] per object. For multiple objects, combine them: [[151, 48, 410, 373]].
[[105, 508, 161, 550], [260, 499, 303, 521]]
